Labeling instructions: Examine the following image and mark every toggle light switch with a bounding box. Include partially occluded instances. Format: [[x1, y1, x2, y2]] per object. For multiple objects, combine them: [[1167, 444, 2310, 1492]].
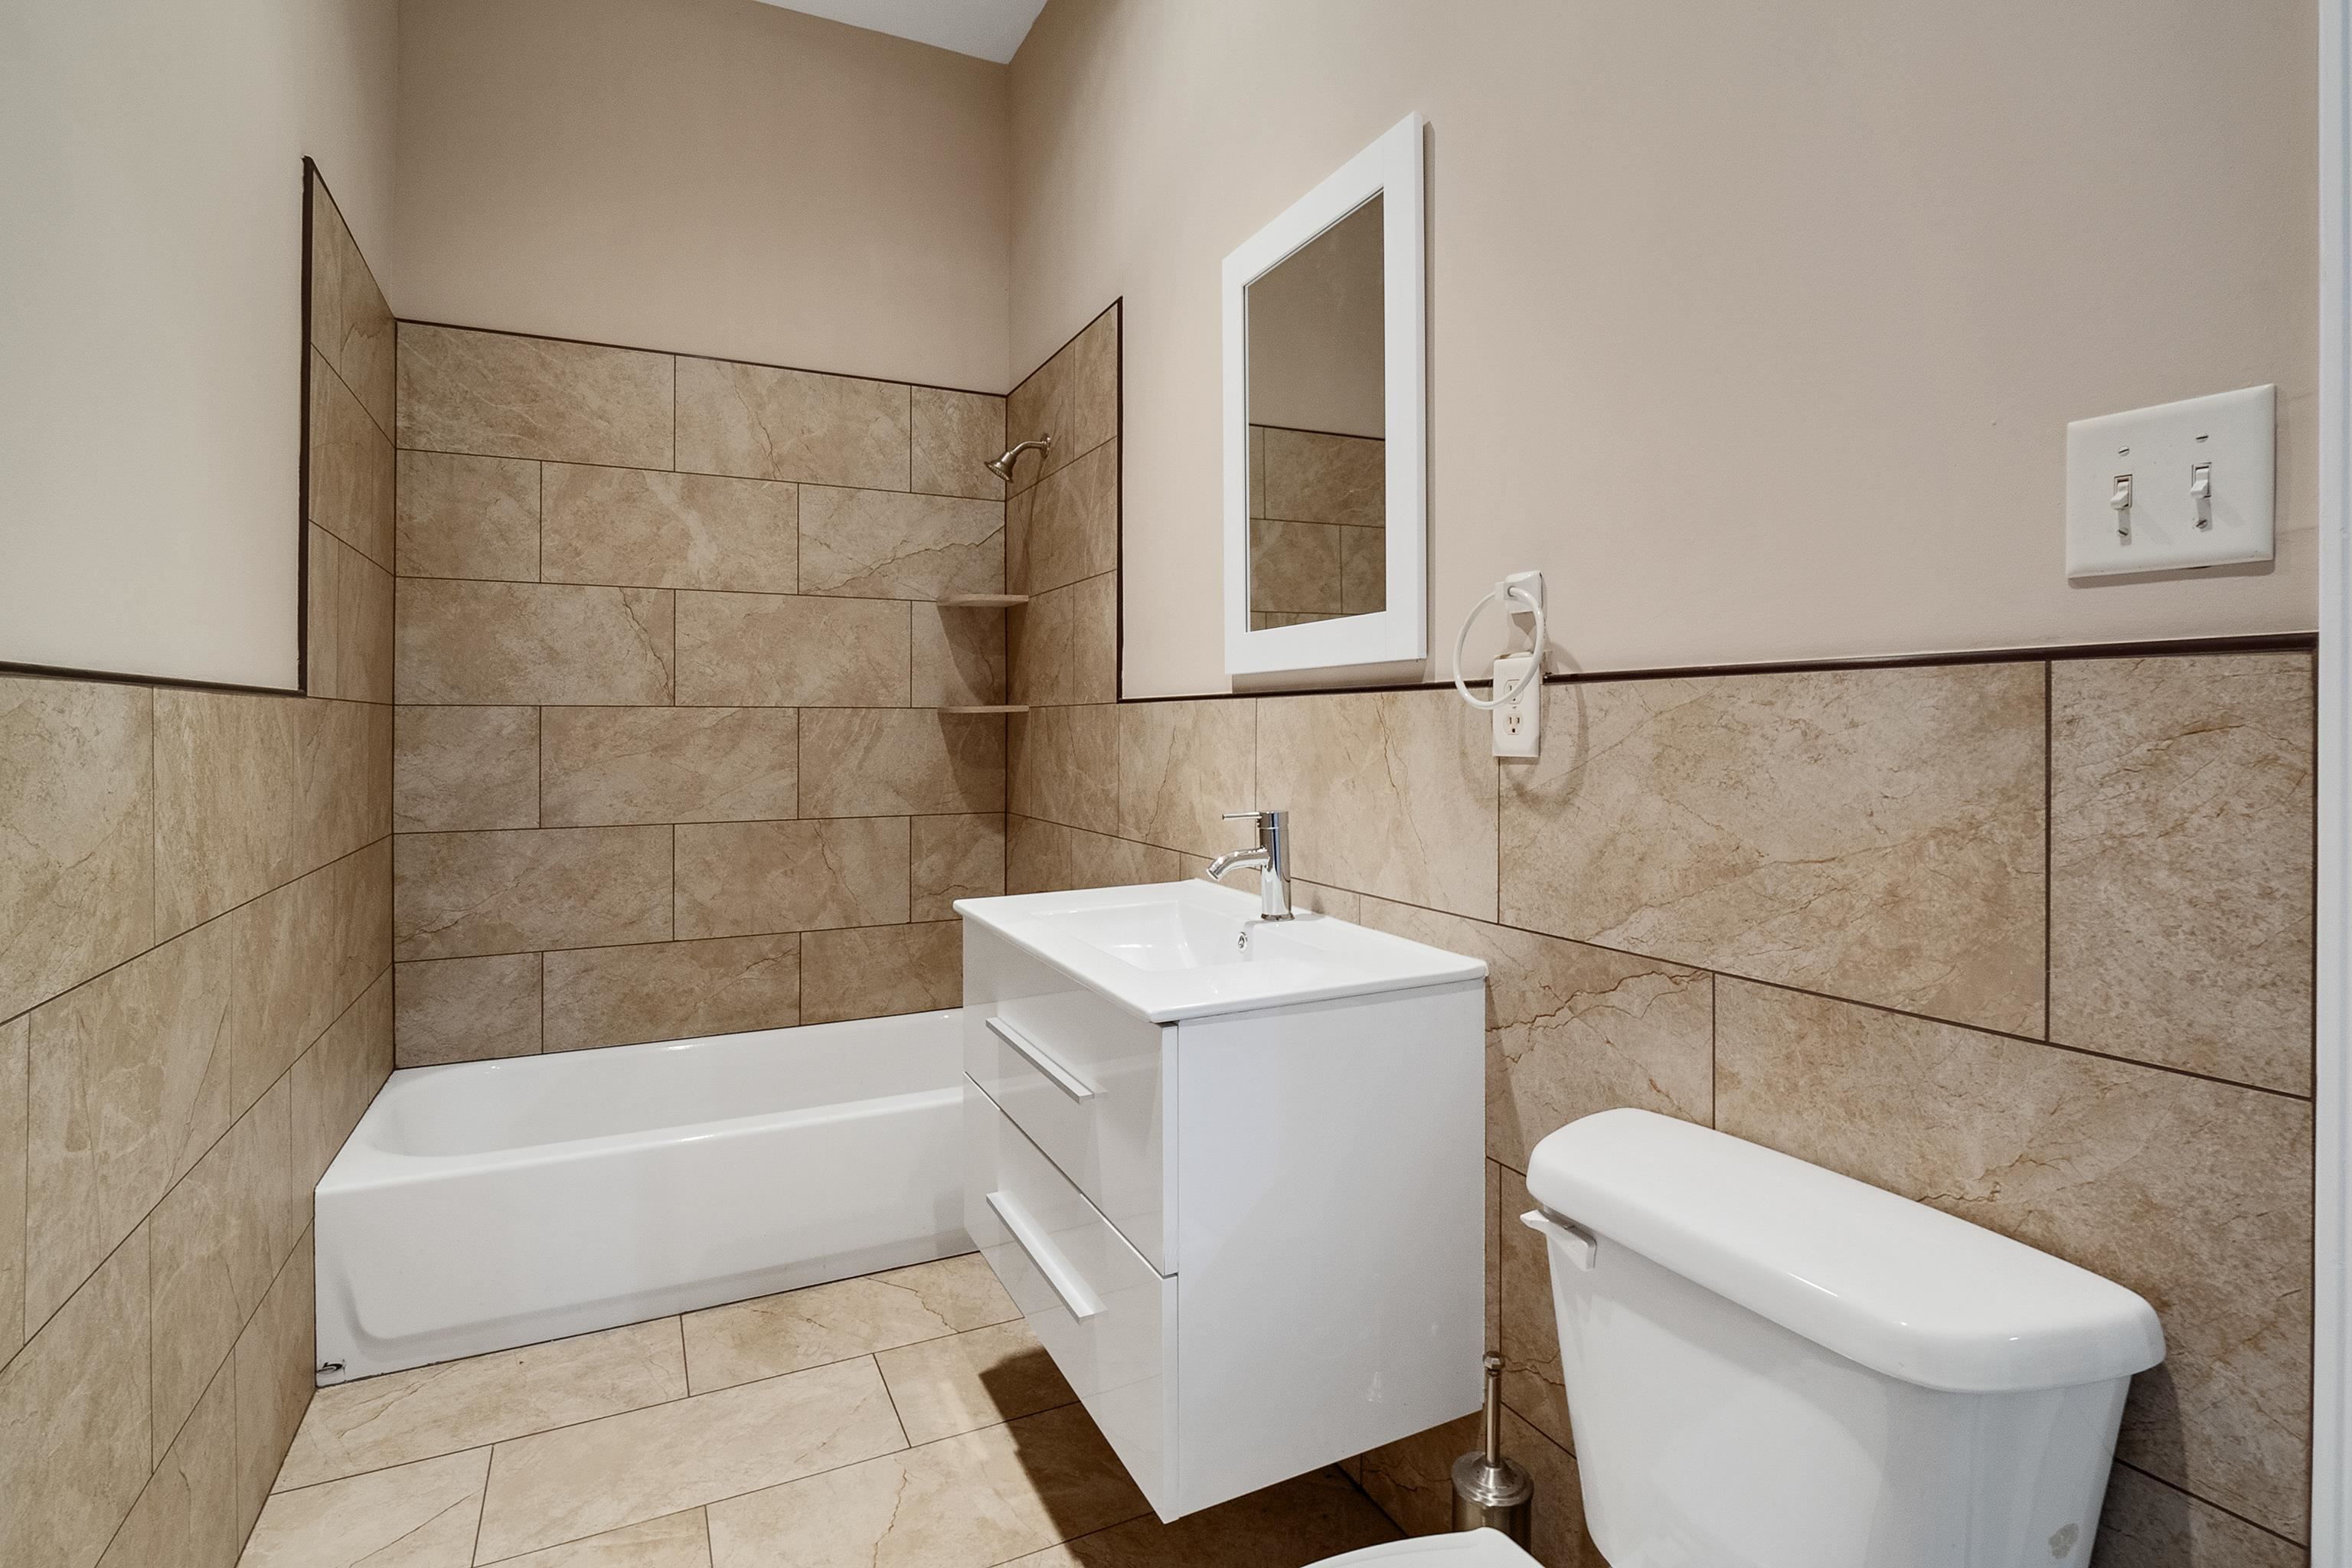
[[2066, 386, 2273, 578]]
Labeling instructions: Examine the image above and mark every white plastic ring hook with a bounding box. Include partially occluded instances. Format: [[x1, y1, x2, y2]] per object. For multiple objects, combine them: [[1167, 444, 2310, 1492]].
[[1452, 576, 1546, 712]]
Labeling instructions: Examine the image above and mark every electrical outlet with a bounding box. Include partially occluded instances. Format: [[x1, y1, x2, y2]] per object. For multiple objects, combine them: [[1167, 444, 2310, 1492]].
[[1491, 653, 1540, 758]]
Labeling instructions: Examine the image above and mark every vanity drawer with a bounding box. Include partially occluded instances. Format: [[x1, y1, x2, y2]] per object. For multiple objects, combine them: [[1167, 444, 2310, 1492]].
[[962, 923, 1171, 1272], [965, 1082, 1172, 1511]]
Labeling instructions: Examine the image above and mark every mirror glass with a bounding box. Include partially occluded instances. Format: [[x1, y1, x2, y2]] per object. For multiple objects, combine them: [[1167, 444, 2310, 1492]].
[[1245, 194, 1385, 629]]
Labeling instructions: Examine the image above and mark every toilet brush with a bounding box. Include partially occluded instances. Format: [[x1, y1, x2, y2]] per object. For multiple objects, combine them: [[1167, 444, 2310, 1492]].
[[1451, 1352, 1534, 1544]]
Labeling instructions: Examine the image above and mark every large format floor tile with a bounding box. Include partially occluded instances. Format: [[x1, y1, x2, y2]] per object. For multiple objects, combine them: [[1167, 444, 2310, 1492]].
[[474, 1356, 906, 1561], [875, 1319, 1076, 1445], [485, 1510, 714, 1568], [276, 1318, 689, 1491], [239, 1448, 489, 1568], [704, 1403, 1146, 1568], [682, 1253, 1018, 1392]]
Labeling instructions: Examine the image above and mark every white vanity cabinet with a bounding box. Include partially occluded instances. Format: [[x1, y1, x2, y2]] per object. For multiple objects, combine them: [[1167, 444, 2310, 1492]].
[[956, 881, 1486, 1522]]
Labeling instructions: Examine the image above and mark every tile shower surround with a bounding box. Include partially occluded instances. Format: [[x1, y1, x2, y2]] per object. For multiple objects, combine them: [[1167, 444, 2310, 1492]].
[[387, 309, 1121, 1062], [0, 176, 396, 1567], [1000, 295, 2319, 1568]]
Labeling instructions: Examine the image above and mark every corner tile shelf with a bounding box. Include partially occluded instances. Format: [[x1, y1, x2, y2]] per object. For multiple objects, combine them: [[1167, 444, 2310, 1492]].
[[936, 593, 1031, 609], [937, 704, 1030, 714]]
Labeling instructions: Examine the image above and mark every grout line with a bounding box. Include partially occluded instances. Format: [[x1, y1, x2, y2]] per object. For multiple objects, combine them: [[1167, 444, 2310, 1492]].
[[469, 1449, 492, 1566], [2044, 660, 2054, 1041], [2109, 1458, 2308, 1550]]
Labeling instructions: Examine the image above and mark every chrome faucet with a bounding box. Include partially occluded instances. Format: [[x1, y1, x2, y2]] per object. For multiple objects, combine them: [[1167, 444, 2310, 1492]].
[[1207, 809, 1292, 920]]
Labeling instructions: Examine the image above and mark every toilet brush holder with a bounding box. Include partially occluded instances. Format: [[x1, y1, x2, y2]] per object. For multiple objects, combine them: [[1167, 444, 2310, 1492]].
[[1452, 1352, 1533, 1544]]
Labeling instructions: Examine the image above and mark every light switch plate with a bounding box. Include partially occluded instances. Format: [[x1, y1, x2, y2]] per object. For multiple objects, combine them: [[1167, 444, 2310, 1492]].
[[2066, 385, 2275, 578]]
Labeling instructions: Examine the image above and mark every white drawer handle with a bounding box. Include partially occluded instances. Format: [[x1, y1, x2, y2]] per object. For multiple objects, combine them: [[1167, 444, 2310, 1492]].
[[986, 1190, 1105, 1321], [1521, 1207, 1598, 1271], [986, 1016, 1096, 1102]]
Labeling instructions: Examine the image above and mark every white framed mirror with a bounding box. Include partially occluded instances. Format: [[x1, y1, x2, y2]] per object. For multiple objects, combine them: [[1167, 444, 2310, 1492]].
[[1223, 113, 1426, 677]]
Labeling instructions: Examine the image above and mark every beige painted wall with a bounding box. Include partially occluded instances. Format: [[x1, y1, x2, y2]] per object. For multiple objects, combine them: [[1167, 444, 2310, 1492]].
[[396, 0, 1011, 391], [1011, 0, 2319, 695], [0, 0, 398, 689]]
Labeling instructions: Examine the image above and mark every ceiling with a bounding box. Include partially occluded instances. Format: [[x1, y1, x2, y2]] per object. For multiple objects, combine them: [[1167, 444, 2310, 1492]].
[[752, 0, 1047, 64]]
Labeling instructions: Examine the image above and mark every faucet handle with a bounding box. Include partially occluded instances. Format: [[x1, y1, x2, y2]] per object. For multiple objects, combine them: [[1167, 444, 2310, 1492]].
[[1221, 810, 1267, 822]]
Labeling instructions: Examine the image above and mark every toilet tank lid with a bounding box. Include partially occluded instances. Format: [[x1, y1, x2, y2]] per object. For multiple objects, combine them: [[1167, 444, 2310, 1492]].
[[1524, 1109, 2165, 1394]]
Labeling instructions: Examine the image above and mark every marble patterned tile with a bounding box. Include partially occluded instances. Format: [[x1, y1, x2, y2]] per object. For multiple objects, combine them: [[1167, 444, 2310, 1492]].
[[1248, 520, 1344, 616], [799, 709, 1005, 815], [1497, 1167, 1570, 1449], [1002, 1466, 1398, 1568], [312, 527, 397, 704], [1009, 705, 1119, 835], [395, 826, 674, 961], [799, 488, 1002, 600], [801, 921, 962, 1024], [912, 387, 1006, 501], [309, 183, 395, 439], [675, 358, 910, 490], [543, 465, 798, 594], [230, 840, 390, 1107], [153, 690, 299, 939], [240, 1447, 488, 1568], [27, 918, 234, 1331], [0, 677, 152, 1022], [1008, 573, 1117, 707], [1004, 340, 1072, 495], [0, 1016, 22, 1364], [543, 936, 799, 1053], [1501, 663, 2047, 1035], [308, 348, 395, 569], [2094, 1462, 2307, 1568], [913, 603, 1008, 707], [399, 579, 675, 706], [2050, 654, 2316, 1094], [98, 1357, 237, 1568], [1068, 306, 1120, 461], [396, 705, 541, 832], [0, 1223, 151, 1568], [1249, 425, 1266, 519], [541, 707, 797, 827], [1340, 526, 1386, 616], [1354, 1413, 1481, 1540], [400, 324, 673, 468], [1713, 978, 2312, 1540], [874, 1320, 1073, 1445], [396, 450, 541, 583], [396, 954, 544, 1067], [475, 1356, 905, 1561], [1006, 817, 1181, 895], [683, 1253, 1015, 1393], [1260, 427, 1384, 528], [913, 815, 1006, 920], [1504, 1409, 1601, 1568], [277, 1318, 687, 1491], [1021, 440, 1118, 596], [490, 1511, 714, 1568], [233, 1227, 315, 1536], [291, 972, 393, 1191], [672, 818, 910, 940], [292, 697, 393, 879], [704, 1401, 1143, 1568], [1117, 698, 1256, 857], [674, 592, 910, 707], [1355, 898, 1713, 1173], [1258, 688, 1498, 918], [149, 1078, 294, 1461]]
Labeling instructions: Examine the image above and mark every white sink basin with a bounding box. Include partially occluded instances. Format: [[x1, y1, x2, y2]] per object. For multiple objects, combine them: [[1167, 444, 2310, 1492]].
[[954, 879, 1487, 1021]]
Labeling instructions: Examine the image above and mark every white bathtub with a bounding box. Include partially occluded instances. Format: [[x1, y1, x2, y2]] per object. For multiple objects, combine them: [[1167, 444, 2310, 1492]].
[[315, 1009, 968, 1383]]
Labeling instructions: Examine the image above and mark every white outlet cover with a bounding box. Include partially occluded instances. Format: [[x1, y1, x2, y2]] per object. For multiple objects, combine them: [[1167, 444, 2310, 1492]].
[[2065, 385, 2275, 579]]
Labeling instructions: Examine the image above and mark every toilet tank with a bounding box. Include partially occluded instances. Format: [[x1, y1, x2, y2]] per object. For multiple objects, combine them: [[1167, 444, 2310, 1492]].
[[1523, 1110, 2165, 1568]]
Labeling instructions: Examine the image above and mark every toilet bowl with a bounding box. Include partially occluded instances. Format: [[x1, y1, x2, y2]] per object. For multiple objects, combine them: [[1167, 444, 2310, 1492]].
[[1310, 1109, 2164, 1568]]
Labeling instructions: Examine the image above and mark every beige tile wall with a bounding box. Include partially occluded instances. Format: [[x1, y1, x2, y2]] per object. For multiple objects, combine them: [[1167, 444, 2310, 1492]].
[[393, 322, 1022, 1063], [1004, 308, 2315, 1563], [1246, 423, 1386, 629], [0, 173, 394, 1568]]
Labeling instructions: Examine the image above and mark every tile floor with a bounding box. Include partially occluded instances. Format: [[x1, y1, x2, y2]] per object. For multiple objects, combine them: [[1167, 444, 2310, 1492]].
[[238, 1253, 1406, 1566]]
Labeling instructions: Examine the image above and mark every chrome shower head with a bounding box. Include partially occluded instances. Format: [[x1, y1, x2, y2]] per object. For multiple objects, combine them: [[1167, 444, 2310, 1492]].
[[985, 434, 1052, 482]]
